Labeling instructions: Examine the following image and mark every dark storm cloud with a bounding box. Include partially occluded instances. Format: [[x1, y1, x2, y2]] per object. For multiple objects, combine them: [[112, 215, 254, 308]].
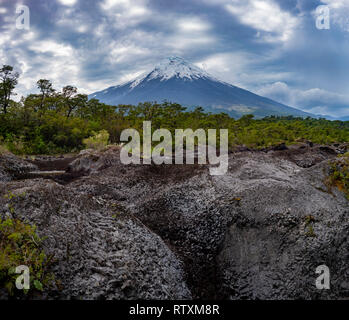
[[0, 0, 348, 117]]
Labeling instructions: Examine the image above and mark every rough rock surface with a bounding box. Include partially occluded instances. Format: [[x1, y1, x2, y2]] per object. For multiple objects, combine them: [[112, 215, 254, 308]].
[[0, 180, 191, 300], [0, 153, 37, 182], [215, 154, 348, 299], [66, 143, 348, 299], [0, 143, 348, 300], [67, 147, 120, 175]]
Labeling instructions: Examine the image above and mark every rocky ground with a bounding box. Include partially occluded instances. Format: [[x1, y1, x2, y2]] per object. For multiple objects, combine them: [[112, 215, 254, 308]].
[[0, 143, 348, 300]]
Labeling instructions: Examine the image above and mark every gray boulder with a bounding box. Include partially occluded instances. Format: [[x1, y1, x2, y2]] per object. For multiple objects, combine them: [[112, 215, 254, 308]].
[[68, 147, 348, 299], [0, 179, 191, 300], [0, 153, 37, 182]]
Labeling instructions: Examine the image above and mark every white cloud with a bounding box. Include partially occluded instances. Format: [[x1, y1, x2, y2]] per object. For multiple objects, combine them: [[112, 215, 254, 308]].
[[0, 17, 83, 99], [194, 51, 294, 91], [108, 41, 150, 64], [55, 7, 91, 34], [57, 0, 78, 6], [117, 70, 146, 85], [76, 25, 88, 33], [177, 17, 211, 32], [257, 81, 349, 117], [321, 0, 347, 9], [165, 16, 215, 51], [100, 0, 150, 29], [28, 40, 74, 57], [225, 0, 299, 42], [12, 43, 82, 98], [166, 34, 215, 50], [194, 52, 252, 84]]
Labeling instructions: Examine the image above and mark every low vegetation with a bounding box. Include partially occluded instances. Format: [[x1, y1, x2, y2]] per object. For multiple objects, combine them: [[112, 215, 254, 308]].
[[0, 144, 9, 155], [0, 216, 54, 296], [328, 153, 349, 199], [304, 215, 316, 238], [83, 130, 110, 151]]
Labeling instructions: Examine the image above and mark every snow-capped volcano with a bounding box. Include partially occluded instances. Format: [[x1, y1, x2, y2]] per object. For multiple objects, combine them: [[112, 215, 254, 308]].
[[139, 56, 211, 81], [90, 57, 313, 119], [127, 56, 214, 89]]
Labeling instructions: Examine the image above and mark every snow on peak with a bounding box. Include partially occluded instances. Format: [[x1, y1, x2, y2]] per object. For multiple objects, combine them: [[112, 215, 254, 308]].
[[130, 57, 211, 88], [149, 56, 210, 81]]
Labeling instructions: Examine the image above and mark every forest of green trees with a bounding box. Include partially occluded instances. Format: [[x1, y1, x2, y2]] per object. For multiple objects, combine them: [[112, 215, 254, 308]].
[[1, 65, 349, 155]]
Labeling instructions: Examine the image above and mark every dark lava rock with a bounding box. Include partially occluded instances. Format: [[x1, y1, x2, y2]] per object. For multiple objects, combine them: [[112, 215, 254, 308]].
[[0, 153, 38, 182], [0, 147, 348, 300], [0, 180, 191, 300]]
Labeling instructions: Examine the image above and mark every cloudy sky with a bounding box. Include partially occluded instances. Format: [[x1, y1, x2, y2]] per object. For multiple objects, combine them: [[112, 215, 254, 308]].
[[0, 0, 348, 118]]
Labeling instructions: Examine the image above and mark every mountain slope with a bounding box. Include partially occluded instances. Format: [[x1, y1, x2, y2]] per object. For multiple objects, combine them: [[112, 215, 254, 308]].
[[90, 57, 313, 119]]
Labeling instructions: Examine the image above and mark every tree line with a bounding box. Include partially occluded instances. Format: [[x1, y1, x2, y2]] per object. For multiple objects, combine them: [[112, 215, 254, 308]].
[[1, 65, 348, 155]]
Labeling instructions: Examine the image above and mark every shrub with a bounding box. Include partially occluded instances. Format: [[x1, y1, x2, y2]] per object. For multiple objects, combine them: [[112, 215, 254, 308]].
[[0, 217, 54, 296], [4, 135, 26, 155], [328, 154, 349, 200], [83, 130, 110, 151], [304, 215, 317, 237], [305, 225, 316, 237], [0, 144, 9, 155]]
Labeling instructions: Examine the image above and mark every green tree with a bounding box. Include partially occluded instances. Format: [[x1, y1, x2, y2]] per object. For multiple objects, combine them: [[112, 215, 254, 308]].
[[0, 65, 19, 114], [37, 79, 55, 105], [61, 85, 80, 118]]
